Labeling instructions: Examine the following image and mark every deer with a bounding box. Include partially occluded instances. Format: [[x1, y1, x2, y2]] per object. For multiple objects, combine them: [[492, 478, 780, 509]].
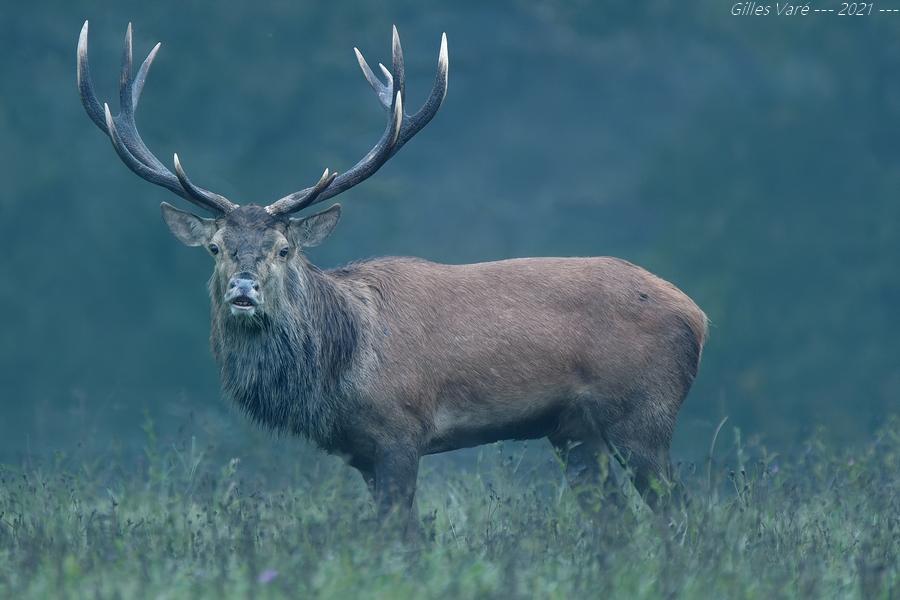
[[77, 21, 708, 535]]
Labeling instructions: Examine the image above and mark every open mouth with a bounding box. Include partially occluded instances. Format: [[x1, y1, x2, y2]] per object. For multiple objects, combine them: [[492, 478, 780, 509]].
[[231, 296, 256, 309]]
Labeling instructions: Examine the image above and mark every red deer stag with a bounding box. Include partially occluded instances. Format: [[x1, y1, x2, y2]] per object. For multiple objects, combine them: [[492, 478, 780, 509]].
[[77, 21, 707, 533]]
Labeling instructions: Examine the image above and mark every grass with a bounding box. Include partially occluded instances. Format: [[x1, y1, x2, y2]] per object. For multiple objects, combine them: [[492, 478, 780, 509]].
[[0, 417, 898, 599]]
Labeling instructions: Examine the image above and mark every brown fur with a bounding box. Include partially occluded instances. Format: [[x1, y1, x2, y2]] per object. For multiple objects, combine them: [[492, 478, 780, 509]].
[[321, 254, 706, 526], [330, 256, 706, 454]]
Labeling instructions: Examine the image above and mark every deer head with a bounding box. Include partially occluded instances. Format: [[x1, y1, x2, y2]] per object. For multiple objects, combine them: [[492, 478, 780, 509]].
[[77, 21, 448, 319]]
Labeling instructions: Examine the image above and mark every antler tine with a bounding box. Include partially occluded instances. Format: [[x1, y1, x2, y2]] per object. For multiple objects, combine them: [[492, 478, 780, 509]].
[[77, 21, 107, 132], [131, 41, 160, 111], [77, 21, 237, 215], [102, 103, 180, 190], [391, 25, 405, 106], [119, 23, 133, 114], [265, 27, 448, 216], [264, 168, 338, 216], [401, 32, 448, 147], [174, 154, 236, 210]]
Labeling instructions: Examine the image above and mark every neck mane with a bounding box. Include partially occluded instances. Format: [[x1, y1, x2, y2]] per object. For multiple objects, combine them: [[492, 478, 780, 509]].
[[209, 261, 361, 446]]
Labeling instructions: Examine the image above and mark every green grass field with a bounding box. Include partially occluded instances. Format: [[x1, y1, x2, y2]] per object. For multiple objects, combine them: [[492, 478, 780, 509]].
[[1, 418, 897, 599]]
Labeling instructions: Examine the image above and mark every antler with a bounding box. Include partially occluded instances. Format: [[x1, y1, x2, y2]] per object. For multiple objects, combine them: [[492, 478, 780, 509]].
[[77, 21, 238, 215], [79, 23, 448, 218], [265, 26, 449, 217]]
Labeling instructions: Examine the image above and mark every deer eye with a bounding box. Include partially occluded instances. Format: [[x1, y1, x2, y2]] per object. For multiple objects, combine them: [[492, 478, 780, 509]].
[[208, 243, 219, 255], [278, 247, 290, 258]]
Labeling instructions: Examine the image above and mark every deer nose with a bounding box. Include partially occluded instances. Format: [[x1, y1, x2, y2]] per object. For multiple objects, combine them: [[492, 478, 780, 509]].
[[228, 273, 260, 292]]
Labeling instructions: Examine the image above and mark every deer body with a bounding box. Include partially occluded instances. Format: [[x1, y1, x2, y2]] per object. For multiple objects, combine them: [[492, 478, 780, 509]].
[[212, 250, 706, 511], [78, 22, 707, 533]]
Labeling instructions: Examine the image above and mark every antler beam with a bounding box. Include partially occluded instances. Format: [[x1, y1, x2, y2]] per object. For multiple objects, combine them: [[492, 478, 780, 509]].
[[265, 26, 449, 216]]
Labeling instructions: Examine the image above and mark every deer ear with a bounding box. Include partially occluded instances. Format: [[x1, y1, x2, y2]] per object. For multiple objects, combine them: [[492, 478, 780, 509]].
[[288, 204, 342, 248], [160, 202, 216, 247]]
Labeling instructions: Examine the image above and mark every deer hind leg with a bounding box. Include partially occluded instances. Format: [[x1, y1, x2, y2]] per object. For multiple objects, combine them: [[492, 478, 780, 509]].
[[604, 411, 682, 512], [549, 430, 626, 518]]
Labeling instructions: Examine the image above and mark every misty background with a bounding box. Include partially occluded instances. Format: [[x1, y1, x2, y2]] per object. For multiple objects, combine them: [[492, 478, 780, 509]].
[[1, 0, 898, 466]]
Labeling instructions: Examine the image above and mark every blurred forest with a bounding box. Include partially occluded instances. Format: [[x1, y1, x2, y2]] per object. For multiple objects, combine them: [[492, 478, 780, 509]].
[[1, 0, 898, 462]]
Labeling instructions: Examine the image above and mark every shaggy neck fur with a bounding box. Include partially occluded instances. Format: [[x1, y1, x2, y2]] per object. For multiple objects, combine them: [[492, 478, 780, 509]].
[[209, 260, 361, 447]]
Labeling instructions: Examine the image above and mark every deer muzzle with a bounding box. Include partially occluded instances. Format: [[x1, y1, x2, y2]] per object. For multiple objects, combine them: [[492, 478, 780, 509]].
[[226, 272, 262, 316]]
